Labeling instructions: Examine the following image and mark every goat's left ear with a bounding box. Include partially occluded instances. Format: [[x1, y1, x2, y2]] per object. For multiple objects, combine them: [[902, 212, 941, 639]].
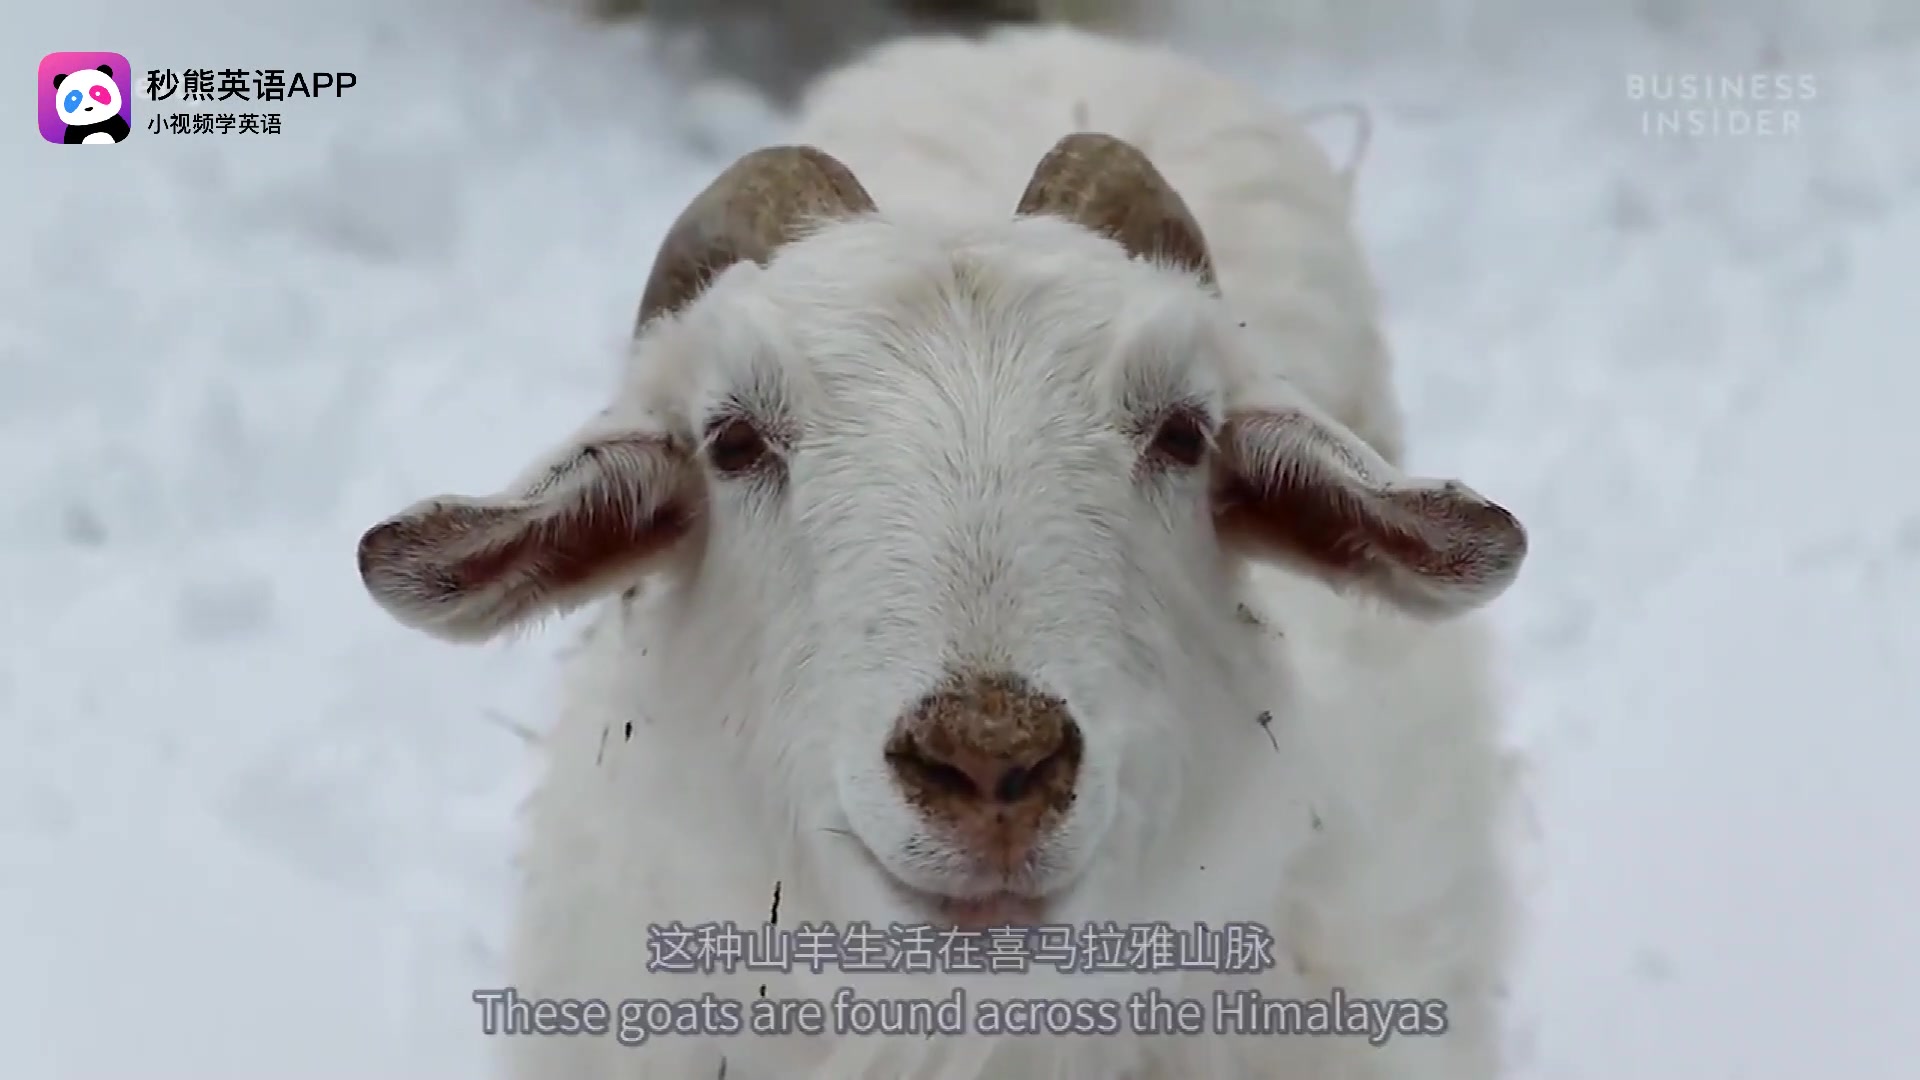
[[357, 424, 699, 642], [1212, 403, 1527, 617]]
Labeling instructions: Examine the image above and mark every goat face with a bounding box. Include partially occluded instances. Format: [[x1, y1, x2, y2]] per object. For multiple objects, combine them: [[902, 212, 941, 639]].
[[356, 138, 1529, 930]]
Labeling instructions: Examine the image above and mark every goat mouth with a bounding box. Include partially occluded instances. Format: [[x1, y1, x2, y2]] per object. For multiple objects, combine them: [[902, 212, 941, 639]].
[[906, 887, 1049, 931], [870, 865, 1061, 930], [827, 826, 1068, 930]]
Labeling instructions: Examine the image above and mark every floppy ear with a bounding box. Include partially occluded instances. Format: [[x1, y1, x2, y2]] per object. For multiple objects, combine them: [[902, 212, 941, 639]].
[[1212, 395, 1527, 618], [358, 144, 877, 643], [357, 422, 699, 642]]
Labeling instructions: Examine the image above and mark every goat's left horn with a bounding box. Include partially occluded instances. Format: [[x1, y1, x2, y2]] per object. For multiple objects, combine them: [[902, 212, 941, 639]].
[[636, 145, 877, 330], [1014, 132, 1214, 286]]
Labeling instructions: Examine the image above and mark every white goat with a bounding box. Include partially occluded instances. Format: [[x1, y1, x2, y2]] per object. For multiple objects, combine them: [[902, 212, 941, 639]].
[[358, 25, 1528, 1080]]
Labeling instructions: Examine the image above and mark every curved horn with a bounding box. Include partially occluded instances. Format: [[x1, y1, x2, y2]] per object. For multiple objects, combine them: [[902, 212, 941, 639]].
[[1014, 132, 1214, 286], [636, 145, 877, 331]]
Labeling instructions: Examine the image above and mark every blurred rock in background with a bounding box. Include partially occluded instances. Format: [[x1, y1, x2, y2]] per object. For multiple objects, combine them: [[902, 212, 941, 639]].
[[587, 0, 1141, 101]]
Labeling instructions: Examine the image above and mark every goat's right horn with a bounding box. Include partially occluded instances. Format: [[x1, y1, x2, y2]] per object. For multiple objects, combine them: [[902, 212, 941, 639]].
[[636, 145, 877, 331], [1015, 132, 1214, 287]]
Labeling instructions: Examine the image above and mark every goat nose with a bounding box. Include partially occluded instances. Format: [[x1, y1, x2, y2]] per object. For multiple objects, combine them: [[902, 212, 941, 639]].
[[887, 672, 1083, 817], [891, 725, 1073, 805]]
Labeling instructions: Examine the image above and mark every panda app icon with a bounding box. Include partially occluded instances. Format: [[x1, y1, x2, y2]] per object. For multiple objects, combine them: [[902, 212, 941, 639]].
[[39, 51, 132, 144]]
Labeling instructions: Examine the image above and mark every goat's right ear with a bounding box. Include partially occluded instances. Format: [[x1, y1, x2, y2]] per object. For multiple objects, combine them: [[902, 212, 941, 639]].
[[356, 430, 698, 642]]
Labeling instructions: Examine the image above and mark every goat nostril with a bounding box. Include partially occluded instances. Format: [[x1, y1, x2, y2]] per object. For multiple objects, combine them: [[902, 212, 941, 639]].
[[922, 760, 977, 796], [999, 730, 1078, 803], [888, 743, 980, 798], [993, 765, 1031, 803]]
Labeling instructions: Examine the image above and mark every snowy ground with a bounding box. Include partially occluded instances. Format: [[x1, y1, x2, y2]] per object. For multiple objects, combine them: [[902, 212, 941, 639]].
[[4, 0, 1915, 1077]]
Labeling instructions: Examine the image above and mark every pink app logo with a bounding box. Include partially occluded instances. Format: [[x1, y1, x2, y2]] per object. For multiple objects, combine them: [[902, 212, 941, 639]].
[[39, 51, 132, 144]]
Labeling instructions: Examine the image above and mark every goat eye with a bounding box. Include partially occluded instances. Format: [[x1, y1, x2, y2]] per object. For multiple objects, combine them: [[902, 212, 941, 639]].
[[705, 416, 769, 475], [1148, 409, 1209, 468]]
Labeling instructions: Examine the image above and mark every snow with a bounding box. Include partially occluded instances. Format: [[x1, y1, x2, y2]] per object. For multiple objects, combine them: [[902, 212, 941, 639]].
[[4, 0, 1914, 1077]]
